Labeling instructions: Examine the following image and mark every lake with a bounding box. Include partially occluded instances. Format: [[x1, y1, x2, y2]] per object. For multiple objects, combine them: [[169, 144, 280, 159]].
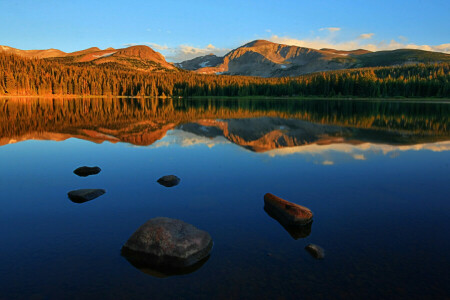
[[0, 97, 449, 299]]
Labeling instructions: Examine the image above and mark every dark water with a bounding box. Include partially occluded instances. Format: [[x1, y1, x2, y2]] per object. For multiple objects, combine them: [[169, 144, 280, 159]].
[[0, 98, 449, 299]]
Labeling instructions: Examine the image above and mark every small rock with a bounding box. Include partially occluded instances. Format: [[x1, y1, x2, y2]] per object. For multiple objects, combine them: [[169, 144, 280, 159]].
[[122, 217, 213, 270], [264, 193, 313, 225], [305, 244, 325, 259], [68, 189, 105, 203], [157, 175, 180, 187], [73, 166, 101, 177]]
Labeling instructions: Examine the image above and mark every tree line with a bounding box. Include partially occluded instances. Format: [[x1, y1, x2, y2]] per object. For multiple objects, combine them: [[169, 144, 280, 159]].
[[1, 52, 449, 97]]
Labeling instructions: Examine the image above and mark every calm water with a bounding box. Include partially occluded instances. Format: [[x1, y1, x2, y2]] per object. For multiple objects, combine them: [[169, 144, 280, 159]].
[[0, 98, 449, 299]]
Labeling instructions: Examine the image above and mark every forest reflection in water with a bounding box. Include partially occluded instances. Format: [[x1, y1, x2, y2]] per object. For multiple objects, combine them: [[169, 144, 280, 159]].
[[0, 97, 449, 151]]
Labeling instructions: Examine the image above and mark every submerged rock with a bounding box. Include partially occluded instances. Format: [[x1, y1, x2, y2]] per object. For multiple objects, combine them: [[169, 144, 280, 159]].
[[264, 193, 313, 225], [73, 166, 101, 177], [305, 244, 325, 259], [264, 206, 312, 239], [157, 175, 180, 187], [67, 189, 105, 203], [122, 217, 213, 272]]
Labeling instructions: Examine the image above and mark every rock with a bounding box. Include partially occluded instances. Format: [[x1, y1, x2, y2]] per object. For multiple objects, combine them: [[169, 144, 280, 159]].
[[264, 206, 312, 239], [121, 217, 213, 271], [73, 166, 101, 177], [157, 175, 180, 187], [67, 189, 105, 203], [264, 193, 313, 225], [305, 244, 325, 259]]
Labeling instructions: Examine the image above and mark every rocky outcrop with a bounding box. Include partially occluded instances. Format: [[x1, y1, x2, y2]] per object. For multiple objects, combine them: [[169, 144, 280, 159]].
[[157, 175, 180, 187], [305, 244, 325, 259], [264, 193, 313, 225], [73, 166, 101, 177], [121, 217, 213, 274], [67, 189, 106, 203]]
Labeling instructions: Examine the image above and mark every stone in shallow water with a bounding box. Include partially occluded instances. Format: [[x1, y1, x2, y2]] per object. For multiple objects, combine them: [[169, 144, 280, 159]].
[[121, 217, 213, 273], [264, 193, 313, 225], [73, 166, 101, 177], [67, 189, 105, 203], [305, 244, 325, 259], [157, 175, 180, 187]]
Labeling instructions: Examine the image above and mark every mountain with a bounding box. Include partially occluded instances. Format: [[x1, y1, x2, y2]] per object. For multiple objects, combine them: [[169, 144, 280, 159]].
[[0, 45, 66, 58], [0, 44, 176, 71], [3, 41, 449, 77], [176, 39, 450, 77]]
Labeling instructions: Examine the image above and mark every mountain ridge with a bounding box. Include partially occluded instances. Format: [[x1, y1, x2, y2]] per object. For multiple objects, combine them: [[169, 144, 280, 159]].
[[0, 44, 176, 71], [176, 39, 450, 77], [2, 40, 450, 77]]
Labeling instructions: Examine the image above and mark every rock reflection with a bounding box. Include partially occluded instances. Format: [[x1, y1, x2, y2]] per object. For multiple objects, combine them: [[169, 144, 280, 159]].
[[264, 206, 313, 240], [121, 248, 210, 278]]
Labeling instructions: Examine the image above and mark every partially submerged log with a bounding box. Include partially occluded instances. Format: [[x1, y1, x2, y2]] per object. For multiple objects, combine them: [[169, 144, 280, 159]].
[[264, 193, 313, 225]]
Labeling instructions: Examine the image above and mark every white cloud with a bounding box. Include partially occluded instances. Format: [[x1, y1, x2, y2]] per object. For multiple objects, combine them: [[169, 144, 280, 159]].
[[269, 34, 450, 53], [164, 44, 230, 62], [320, 27, 341, 32], [152, 129, 228, 148], [265, 141, 450, 157], [123, 43, 138, 47], [358, 33, 374, 39], [145, 43, 169, 50]]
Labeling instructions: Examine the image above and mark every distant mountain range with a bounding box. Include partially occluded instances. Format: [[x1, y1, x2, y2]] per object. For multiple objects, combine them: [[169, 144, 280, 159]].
[[2, 39, 450, 77]]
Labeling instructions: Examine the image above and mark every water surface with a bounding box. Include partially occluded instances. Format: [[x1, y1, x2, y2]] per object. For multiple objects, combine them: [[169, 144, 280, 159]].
[[0, 98, 449, 299]]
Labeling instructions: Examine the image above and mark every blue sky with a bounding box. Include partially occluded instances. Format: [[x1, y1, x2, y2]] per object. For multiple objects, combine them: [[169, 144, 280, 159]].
[[1, 0, 449, 61]]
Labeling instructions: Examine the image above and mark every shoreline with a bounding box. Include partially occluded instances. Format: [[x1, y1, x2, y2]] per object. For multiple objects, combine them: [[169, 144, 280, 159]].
[[1, 95, 450, 103]]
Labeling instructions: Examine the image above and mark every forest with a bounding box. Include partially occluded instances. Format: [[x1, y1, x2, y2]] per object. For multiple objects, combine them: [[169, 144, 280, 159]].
[[1, 52, 449, 98]]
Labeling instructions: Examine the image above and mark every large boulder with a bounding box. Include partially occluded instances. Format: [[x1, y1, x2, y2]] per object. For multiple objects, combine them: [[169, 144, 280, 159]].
[[264, 193, 313, 225], [73, 166, 101, 177], [121, 217, 213, 274], [157, 175, 180, 187], [68, 189, 105, 203]]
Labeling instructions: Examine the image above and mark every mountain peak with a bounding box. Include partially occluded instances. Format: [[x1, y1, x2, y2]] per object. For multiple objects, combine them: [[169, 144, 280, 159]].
[[116, 45, 160, 59], [243, 39, 276, 48]]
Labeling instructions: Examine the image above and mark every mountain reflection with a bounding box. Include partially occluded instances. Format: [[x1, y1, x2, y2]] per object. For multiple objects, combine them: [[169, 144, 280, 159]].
[[1, 98, 448, 153]]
